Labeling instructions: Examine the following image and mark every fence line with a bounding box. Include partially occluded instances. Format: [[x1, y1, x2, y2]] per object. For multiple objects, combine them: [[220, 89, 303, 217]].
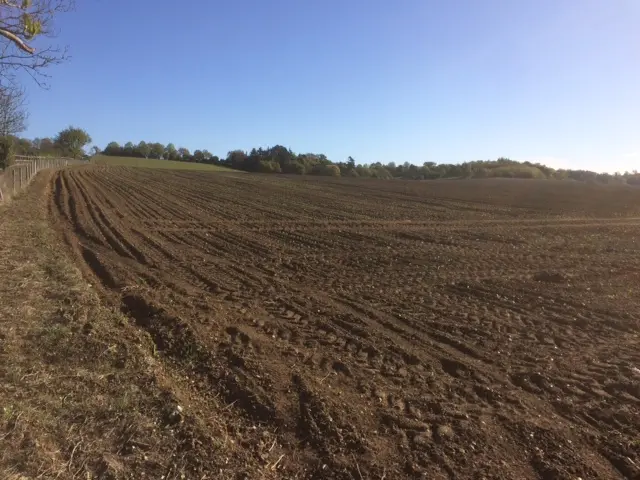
[[0, 156, 83, 203]]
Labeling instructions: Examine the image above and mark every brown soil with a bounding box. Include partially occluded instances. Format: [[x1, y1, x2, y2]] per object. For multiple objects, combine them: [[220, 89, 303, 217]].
[[4, 167, 640, 479]]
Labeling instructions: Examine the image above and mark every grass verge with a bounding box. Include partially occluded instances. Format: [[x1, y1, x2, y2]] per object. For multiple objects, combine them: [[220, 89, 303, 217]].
[[0, 171, 245, 479]]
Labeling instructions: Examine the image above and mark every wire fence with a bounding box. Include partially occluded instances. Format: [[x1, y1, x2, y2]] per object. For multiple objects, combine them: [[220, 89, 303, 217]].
[[0, 156, 83, 203]]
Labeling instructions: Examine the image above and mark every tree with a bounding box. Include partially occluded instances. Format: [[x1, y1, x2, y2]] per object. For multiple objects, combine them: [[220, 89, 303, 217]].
[[13, 136, 32, 154], [0, 85, 27, 136], [0, 135, 14, 168], [0, 0, 74, 87], [311, 164, 341, 177], [103, 141, 121, 156], [193, 149, 205, 163], [37, 136, 55, 155], [54, 126, 91, 158], [259, 160, 281, 173], [123, 141, 134, 157], [282, 161, 306, 174], [90, 145, 100, 156], [165, 143, 178, 161], [178, 147, 191, 161], [137, 141, 151, 158], [226, 150, 247, 170], [347, 156, 356, 169], [149, 142, 164, 159]]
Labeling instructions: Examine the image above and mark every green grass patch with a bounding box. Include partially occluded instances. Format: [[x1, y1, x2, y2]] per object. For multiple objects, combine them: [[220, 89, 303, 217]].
[[93, 155, 234, 171]]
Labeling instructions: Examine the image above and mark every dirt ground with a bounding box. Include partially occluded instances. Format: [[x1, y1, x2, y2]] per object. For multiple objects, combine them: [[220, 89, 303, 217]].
[[3, 167, 640, 479]]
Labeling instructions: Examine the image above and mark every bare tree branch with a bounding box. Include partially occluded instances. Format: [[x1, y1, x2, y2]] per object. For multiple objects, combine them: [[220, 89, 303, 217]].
[[0, 84, 27, 136], [0, 0, 74, 87], [0, 28, 35, 53]]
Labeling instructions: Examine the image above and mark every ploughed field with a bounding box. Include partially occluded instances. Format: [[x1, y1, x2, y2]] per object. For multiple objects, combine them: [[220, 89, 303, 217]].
[[50, 166, 640, 479]]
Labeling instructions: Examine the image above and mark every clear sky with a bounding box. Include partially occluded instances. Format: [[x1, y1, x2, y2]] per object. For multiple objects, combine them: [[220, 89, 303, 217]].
[[22, 0, 640, 172]]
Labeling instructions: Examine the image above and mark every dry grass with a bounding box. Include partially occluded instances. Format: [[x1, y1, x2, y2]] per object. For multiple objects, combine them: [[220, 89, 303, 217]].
[[0, 173, 152, 478], [0, 171, 263, 479]]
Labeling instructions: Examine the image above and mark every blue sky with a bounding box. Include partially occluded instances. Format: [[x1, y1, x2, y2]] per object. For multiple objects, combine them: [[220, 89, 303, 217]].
[[22, 0, 640, 172]]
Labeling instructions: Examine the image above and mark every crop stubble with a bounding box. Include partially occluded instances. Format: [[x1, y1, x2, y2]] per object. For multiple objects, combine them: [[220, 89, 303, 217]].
[[50, 166, 640, 479]]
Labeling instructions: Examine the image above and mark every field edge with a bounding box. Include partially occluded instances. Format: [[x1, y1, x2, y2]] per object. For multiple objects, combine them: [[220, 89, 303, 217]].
[[0, 169, 270, 479]]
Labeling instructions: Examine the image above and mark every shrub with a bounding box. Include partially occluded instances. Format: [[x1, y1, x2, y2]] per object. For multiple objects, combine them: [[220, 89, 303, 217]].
[[311, 164, 341, 176], [259, 160, 281, 173], [0, 136, 15, 170], [490, 165, 546, 179], [281, 161, 306, 175]]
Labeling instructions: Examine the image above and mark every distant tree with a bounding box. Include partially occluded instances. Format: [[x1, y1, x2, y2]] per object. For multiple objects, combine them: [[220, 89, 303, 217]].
[[355, 165, 373, 177], [54, 126, 91, 158], [149, 142, 165, 159], [281, 159, 306, 174], [103, 141, 122, 156], [202, 149, 213, 163], [0, 86, 28, 136], [178, 147, 191, 161], [38, 137, 56, 155], [226, 150, 247, 170], [193, 149, 205, 163], [164, 143, 178, 161], [91, 146, 101, 156], [137, 141, 151, 158], [347, 156, 356, 169], [259, 160, 281, 173], [311, 164, 341, 177], [267, 145, 295, 165], [123, 141, 134, 157], [9, 136, 34, 155]]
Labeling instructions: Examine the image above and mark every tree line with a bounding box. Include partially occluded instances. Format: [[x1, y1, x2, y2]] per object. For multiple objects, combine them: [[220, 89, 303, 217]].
[[3, 132, 639, 187], [102, 141, 220, 164], [0, 127, 92, 169], [97, 141, 640, 186]]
